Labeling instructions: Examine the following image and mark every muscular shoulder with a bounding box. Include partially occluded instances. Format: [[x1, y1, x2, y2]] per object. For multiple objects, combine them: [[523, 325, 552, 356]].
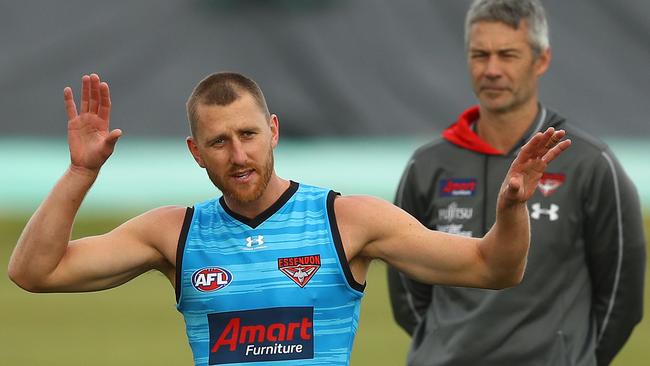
[[333, 195, 419, 255], [133, 205, 188, 228], [334, 195, 395, 223]]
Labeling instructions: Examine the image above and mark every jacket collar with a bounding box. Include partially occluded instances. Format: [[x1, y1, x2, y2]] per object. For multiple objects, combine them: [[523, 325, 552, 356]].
[[442, 105, 553, 156]]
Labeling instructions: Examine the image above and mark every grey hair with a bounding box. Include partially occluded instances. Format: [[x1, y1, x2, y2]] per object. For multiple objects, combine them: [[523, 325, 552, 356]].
[[465, 0, 549, 56]]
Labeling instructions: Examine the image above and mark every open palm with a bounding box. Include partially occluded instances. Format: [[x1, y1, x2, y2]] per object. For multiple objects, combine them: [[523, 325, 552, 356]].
[[500, 127, 571, 208], [65, 74, 122, 173]]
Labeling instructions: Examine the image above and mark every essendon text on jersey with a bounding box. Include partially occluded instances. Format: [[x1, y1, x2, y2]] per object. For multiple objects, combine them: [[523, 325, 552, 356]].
[[208, 307, 314, 364], [277, 255, 321, 268], [439, 178, 477, 197]]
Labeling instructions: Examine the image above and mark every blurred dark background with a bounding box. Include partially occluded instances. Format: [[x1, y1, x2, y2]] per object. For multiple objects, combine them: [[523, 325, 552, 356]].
[[1, 0, 648, 138]]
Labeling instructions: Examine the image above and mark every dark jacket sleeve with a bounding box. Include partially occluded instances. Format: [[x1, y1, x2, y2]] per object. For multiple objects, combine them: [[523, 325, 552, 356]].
[[583, 148, 646, 365], [387, 158, 433, 336]]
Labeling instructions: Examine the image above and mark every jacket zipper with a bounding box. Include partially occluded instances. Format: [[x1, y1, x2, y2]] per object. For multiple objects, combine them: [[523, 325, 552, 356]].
[[482, 154, 489, 235]]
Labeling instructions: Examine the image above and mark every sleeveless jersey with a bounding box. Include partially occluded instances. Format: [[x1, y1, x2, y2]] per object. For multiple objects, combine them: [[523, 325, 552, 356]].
[[176, 181, 365, 366]]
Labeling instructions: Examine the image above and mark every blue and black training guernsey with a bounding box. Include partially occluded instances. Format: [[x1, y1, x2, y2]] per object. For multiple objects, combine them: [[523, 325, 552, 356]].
[[176, 181, 365, 366]]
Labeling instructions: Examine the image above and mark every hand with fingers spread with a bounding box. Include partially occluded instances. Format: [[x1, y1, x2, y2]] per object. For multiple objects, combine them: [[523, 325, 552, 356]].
[[65, 73, 122, 174], [499, 127, 572, 209]]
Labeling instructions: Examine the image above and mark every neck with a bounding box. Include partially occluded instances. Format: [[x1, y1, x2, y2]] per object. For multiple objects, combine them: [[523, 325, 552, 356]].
[[223, 174, 290, 219], [477, 100, 540, 153]]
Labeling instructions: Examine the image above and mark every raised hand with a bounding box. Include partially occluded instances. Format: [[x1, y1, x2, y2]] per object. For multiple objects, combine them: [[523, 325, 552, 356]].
[[499, 127, 571, 208], [64, 73, 122, 174]]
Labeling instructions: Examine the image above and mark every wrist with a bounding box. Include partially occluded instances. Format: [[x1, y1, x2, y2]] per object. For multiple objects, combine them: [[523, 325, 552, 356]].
[[496, 198, 529, 222], [67, 164, 100, 181]]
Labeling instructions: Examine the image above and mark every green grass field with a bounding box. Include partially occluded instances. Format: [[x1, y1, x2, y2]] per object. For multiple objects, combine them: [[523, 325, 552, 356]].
[[1, 214, 647, 365]]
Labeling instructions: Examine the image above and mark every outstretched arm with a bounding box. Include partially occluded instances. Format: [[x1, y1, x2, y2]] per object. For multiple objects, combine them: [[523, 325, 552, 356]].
[[341, 128, 571, 289], [7, 74, 177, 293]]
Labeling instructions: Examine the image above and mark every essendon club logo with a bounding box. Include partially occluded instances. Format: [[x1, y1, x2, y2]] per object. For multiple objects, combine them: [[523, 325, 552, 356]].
[[208, 307, 314, 364], [192, 267, 233, 292], [278, 255, 321, 288], [537, 173, 565, 197], [439, 178, 477, 197]]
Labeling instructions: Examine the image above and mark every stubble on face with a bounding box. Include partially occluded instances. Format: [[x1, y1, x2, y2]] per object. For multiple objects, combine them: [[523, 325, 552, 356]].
[[206, 140, 275, 204], [478, 61, 537, 114]]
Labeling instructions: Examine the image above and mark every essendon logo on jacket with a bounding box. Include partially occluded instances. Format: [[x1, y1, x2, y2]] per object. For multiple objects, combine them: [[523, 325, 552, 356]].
[[537, 173, 565, 197], [439, 178, 477, 197], [192, 267, 233, 292], [278, 255, 321, 288], [208, 307, 314, 364]]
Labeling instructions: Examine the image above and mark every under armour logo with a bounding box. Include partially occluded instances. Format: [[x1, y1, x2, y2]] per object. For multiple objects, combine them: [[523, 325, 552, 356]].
[[244, 235, 265, 250], [530, 203, 559, 221]]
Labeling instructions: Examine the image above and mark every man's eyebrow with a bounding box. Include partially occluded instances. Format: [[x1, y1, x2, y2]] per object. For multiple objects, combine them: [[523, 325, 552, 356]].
[[238, 125, 262, 133], [497, 48, 521, 53], [469, 46, 521, 53], [206, 133, 229, 144]]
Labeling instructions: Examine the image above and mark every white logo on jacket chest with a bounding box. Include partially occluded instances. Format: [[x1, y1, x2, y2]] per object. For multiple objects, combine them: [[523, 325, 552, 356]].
[[438, 202, 473, 222], [244, 235, 266, 250], [530, 203, 559, 221], [436, 224, 473, 237]]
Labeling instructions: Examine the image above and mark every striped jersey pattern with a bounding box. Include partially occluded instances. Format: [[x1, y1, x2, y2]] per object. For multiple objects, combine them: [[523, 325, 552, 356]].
[[176, 181, 365, 366]]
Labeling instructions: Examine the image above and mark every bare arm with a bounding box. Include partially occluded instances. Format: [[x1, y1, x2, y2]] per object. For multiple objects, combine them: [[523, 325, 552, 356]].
[[341, 128, 571, 289], [7, 74, 178, 292]]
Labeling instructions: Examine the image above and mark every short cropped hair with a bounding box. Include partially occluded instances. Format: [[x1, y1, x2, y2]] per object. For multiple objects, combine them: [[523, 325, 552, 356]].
[[465, 0, 549, 56], [186, 72, 271, 137]]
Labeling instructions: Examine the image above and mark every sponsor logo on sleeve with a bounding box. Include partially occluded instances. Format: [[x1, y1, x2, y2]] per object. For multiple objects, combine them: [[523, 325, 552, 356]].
[[439, 178, 477, 197], [537, 173, 565, 197], [277, 255, 321, 288], [192, 267, 233, 292], [208, 307, 314, 364]]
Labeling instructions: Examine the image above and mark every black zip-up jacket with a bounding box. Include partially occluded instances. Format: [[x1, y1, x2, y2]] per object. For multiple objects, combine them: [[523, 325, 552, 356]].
[[387, 105, 646, 366]]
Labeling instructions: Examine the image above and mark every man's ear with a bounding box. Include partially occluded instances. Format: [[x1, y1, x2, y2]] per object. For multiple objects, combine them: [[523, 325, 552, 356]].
[[535, 47, 551, 77], [186, 136, 206, 168], [270, 114, 279, 149]]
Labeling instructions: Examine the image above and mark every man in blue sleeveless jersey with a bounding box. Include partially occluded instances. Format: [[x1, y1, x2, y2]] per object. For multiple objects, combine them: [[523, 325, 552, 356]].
[[8, 72, 570, 365]]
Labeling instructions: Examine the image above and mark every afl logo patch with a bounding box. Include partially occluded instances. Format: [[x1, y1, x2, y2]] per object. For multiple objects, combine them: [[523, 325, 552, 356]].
[[192, 267, 233, 292]]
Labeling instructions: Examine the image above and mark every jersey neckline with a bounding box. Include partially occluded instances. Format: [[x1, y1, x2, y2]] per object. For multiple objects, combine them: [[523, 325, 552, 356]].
[[218, 180, 299, 229]]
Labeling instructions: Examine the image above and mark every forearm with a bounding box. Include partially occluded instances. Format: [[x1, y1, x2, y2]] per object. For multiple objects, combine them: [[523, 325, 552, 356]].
[[8, 166, 98, 290], [479, 201, 530, 287]]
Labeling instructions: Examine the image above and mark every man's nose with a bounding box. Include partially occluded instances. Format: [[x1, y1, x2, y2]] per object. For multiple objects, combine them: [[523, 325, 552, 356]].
[[230, 139, 248, 165], [484, 55, 503, 79]]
